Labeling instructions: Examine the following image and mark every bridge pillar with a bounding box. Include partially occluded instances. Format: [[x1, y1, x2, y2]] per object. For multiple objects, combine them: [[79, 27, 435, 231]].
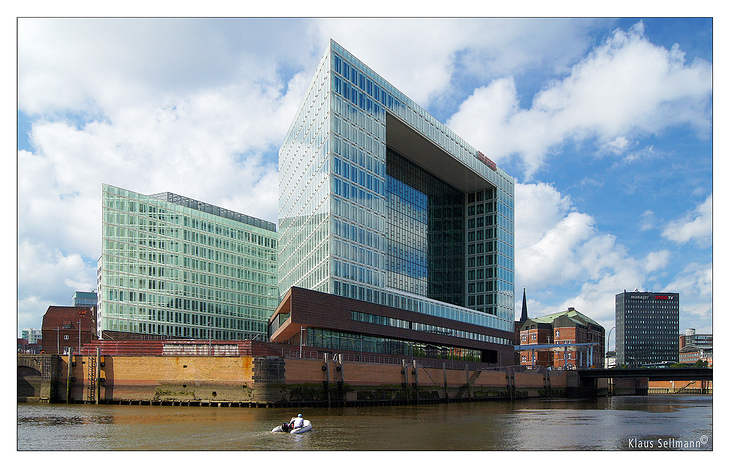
[[589, 346, 593, 367], [18, 355, 61, 402]]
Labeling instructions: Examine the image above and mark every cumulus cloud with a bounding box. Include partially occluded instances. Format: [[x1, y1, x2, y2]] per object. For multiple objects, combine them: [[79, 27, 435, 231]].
[[516, 182, 638, 289], [662, 194, 712, 246], [310, 18, 604, 109], [17, 240, 96, 305], [644, 250, 671, 272], [447, 22, 711, 177], [18, 18, 318, 116]]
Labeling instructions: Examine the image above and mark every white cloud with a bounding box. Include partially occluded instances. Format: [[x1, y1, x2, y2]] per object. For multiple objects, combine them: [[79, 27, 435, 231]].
[[309, 18, 604, 109], [18, 18, 318, 116], [644, 250, 671, 272], [447, 22, 712, 177], [17, 240, 97, 320], [639, 210, 656, 231], [664, 263, 712, 331], [661, 194, 712, 245], [601, 136, 631, 155]]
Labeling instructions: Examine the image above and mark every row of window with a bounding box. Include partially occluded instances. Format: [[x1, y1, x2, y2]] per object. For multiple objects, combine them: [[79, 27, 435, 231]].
[[351, 311, 510, 345], [101, 317, 266, 340], [304, 326, 483, 362], [332, 279, 509, 331], [104, 188, 275, 238]]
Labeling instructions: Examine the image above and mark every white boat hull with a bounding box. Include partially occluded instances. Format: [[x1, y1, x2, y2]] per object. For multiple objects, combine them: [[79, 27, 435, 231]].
[[272, 420, 312, 434]]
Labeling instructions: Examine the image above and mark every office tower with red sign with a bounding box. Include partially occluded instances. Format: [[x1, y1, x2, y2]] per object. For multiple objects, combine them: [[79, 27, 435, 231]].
[[615, 290, 680, 366]]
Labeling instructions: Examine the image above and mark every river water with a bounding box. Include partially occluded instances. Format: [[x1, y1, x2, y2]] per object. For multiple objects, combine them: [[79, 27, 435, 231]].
[[17, 395, 712, 451]]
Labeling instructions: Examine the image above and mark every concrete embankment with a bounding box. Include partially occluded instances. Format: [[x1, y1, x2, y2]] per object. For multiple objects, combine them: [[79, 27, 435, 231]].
[[19, 353, 612, 406]]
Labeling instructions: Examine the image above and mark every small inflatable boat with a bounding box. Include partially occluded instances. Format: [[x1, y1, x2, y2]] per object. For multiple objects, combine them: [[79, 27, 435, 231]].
[[272, 420, 312, 434]]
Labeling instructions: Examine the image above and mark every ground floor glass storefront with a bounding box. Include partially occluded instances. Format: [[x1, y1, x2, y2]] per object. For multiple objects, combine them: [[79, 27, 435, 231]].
[[296, 327, 483, 362]]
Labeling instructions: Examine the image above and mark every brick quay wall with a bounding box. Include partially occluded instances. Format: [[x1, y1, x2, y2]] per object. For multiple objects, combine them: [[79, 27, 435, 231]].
[[20, 352, 606, 406]]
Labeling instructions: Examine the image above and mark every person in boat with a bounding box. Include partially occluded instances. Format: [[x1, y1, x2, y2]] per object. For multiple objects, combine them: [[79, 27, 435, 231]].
[[289, 414, 305, 430]]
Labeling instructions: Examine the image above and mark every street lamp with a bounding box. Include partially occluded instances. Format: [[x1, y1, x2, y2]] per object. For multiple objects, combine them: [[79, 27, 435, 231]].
[[299, 326, 304, 359]]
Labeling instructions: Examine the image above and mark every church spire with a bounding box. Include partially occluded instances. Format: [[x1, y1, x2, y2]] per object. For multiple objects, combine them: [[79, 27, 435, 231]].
[[520, 287, 528, 322]]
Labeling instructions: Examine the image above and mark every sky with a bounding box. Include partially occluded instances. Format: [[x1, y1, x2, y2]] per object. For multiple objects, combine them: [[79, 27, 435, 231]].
[[15, 16, 715, 347]]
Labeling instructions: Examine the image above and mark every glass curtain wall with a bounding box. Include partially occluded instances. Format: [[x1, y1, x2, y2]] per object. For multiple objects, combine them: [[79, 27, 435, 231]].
[[99, 184, 278, 340], [386, 148, 465, 305], [278, 44, 334, 297], [279, 40, 515, 333]]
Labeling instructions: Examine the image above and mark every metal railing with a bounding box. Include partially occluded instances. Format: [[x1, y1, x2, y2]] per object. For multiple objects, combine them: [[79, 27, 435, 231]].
[[279, 347, 524, 371]]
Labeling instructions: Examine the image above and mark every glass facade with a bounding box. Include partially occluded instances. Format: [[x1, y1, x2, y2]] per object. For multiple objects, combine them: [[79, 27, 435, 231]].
[[71, 291, 98, 307], [278, 40, 515, 337], [98, 184, 278, 340], [386, 148, 465, 305], [305, 327, 482, 362]]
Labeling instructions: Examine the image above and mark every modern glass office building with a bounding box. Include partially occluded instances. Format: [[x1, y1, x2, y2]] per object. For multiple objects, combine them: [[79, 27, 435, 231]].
[[615, 291, 680, 366], [98, 184, 278, 341], [276, 40, 515, 355]]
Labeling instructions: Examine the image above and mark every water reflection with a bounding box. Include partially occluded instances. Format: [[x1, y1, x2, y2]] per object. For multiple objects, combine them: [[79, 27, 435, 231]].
[[18, 395, 712, 451]]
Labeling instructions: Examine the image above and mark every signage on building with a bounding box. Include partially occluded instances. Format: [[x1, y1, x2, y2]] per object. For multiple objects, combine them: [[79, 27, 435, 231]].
[[655, 295, 673, 300], [476, 151, 497, 171], [630, 296, 649, 300]]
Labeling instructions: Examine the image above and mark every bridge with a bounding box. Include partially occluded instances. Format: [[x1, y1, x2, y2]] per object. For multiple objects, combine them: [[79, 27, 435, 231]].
[[579, 366, 712, 381]]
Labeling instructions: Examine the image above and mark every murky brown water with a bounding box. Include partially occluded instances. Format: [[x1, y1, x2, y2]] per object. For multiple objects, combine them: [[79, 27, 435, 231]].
[[17, 395, 712, 451]]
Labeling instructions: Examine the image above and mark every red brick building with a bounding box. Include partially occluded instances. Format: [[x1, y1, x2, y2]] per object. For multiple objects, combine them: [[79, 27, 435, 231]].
[[519, 307, 605, 368], [518, 322, 553, 366], [41, 306, 97, 354]]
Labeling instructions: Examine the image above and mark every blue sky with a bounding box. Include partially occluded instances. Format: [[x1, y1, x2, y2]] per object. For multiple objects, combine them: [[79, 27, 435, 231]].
[[15, 17, 714, 346]]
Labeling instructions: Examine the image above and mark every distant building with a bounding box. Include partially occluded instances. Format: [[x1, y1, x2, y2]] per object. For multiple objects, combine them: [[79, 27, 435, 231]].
[[97, 185, 279, 341], [677, 328, 712, 366], [679, 345, 712, 366], [71, 291, 97, 308], [21, 328, 42, 344], [615, 290, 679, 366], [679, 328, 712, 349], [41, 306, 96, 354], [18, 338, 42, 354], [519, 307, 605, 368]]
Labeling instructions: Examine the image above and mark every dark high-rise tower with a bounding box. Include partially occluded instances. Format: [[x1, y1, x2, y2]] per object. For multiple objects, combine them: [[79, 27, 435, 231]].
[[615, 290, 679, 366]]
